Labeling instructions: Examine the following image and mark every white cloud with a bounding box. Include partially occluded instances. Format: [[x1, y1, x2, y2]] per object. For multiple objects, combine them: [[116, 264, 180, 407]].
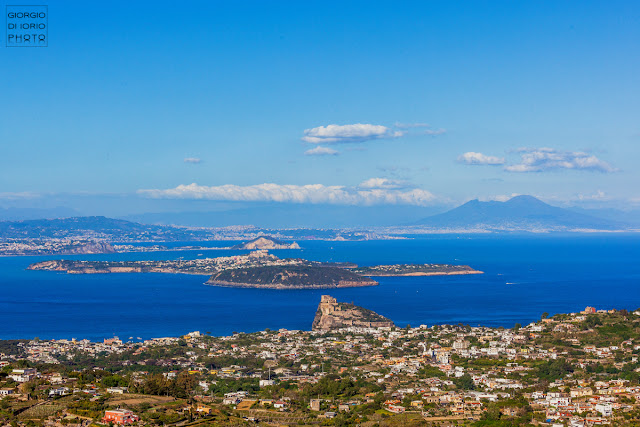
[[138, 181, 437, 206], [300, 122, 446, 151], [458, 152, 505, 165], [358, 177, 409, 190], [184, 157, 202, 164], [304, 146, 339, 156], [505, 148, 617, 173], [302, 124, 404, 144], [459, 148, 617, 173]]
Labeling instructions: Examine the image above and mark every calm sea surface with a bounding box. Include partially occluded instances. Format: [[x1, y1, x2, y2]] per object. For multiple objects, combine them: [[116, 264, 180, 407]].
[[1, 234, 639, 341]]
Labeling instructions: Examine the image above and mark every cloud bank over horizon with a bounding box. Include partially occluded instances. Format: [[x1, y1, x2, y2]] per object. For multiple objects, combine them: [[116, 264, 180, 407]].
[[138, 180, 438, 206]]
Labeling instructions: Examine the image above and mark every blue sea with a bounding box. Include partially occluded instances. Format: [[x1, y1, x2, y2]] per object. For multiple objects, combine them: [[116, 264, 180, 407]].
[[1, 234, 639, 341]]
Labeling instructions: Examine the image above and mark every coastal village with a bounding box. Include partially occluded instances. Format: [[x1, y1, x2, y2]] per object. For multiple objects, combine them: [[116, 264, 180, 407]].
[[2, 301, 640, 426]]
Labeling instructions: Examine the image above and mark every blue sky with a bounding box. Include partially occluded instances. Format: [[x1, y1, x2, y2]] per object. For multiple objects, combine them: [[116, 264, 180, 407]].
[[1, 0, 639, 215]]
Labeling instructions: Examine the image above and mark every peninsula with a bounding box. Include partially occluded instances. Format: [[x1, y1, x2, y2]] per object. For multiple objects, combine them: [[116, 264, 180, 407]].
[[27, 251, 288, 276], [27, 251, 482, 289], [352, 263, 483, 276]]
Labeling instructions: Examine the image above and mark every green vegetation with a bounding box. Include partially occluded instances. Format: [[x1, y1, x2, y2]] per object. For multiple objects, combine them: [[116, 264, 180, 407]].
[[534, 358, 574, 382], [208, 265, 375, 288], [352, 263, 479, 276], [2, 307, 640, 426]]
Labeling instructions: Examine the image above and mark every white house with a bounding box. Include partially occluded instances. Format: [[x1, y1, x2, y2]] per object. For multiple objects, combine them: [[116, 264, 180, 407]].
[[9, 368, 38, 383], [0, 388, 14, 396], [595, 402, 613, 417]]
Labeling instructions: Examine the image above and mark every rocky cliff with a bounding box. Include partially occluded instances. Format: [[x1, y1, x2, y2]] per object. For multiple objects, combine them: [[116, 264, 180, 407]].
[[69, 241, 116, 254], [311, 295, 394, 331], [233, 236, 301, 250]]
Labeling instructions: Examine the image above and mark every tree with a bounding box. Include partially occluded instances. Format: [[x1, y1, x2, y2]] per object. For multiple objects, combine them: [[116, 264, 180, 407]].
[[454, 374, 475, 390], [583, 314, 602, 329], [102, 375, 127, 388], [536, 358, 574, 382]]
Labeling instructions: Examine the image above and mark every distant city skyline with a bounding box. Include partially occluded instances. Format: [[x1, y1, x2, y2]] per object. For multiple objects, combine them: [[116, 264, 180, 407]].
[[2, 1, 639, 216]]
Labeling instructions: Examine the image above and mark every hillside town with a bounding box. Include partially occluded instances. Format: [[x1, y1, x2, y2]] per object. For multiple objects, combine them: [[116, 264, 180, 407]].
[[2, 306, 640, 426]]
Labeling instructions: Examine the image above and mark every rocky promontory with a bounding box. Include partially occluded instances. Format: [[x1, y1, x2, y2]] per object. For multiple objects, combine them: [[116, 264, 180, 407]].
[[312, 295, 394, 331], [69, 241, 116, 254], [232, 236, 301, 250]]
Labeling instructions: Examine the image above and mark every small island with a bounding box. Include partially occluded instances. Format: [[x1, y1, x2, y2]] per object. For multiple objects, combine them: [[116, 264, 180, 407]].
[[312, 295, 394, 330], [27, 251, 482, 289]]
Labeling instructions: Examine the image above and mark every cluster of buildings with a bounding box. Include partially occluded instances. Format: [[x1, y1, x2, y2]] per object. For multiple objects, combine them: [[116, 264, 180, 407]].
[[0, 239, 96, 256], [1, 307, 640, 426]]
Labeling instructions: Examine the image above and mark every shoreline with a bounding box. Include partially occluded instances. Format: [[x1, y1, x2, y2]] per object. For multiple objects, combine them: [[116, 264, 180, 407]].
[[365, 270, 484, 277], [204, 279, 378, 289], [27, 258, 484, 286], [0, 246, 298, 258], [46, 268, 483, 278]]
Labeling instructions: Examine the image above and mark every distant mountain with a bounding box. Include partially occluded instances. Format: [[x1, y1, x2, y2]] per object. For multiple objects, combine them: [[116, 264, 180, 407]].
[[0, 216, 390, 242], [0, 216, 211, 241], [415, 195, 629, 231], [123, 204, 446, 229]]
